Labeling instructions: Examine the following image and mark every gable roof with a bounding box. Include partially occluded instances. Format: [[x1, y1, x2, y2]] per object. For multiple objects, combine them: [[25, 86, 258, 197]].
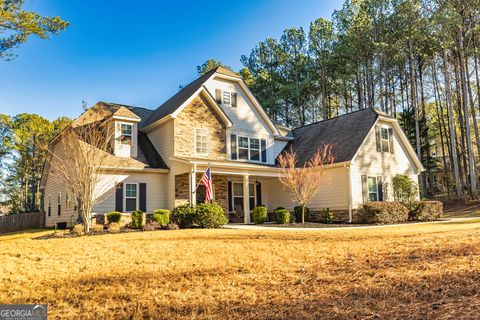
[[142, 68, 219, 128], [283, 108, 379, 165]]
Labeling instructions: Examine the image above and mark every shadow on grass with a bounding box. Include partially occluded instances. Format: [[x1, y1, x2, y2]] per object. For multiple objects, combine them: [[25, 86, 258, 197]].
[[0, 229, 53, 240]]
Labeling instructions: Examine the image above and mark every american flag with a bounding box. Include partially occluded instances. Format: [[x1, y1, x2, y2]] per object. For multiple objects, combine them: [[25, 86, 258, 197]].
[[201, 167, 213, 203]]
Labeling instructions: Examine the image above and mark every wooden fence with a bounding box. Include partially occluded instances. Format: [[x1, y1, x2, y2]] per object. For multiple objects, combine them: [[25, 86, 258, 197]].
[[0, 212, 45, 234]]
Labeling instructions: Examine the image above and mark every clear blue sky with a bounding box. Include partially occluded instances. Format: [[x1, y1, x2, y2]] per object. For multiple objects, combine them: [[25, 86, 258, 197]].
[[0, 0, 343, 121]]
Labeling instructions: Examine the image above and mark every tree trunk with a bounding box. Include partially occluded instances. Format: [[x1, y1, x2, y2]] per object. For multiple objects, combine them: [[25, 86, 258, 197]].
[[443, 48, 463, 198]]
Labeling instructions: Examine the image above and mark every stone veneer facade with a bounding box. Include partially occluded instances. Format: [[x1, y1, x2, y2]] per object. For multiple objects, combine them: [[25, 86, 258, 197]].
[[175, 173, 229, 215], [174, 96, 227, 160]]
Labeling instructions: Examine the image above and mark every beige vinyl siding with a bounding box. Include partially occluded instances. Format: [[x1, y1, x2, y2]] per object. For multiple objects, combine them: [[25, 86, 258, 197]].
[[261, 166, 350, 212], [350, 120, 419, 208], [147, 119, 174, 167], [44, 172, 79, 228], [91, 172, 169, 215]]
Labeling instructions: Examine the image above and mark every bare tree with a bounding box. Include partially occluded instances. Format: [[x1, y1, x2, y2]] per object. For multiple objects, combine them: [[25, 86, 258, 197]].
[[45, 120, 124, 233], [278, 144, 334, 223]]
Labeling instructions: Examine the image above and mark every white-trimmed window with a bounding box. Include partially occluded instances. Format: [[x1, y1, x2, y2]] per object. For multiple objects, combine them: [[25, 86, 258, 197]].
[[195, 128, 208, 156], [232, 182, 256, 212], [121, 123, 133, 145], [125, 183, 138, 212], [222, 91, 231, 106], [381, 128, 390, 152], [237, 136, 261, 162], [368, 177, 378, 201]]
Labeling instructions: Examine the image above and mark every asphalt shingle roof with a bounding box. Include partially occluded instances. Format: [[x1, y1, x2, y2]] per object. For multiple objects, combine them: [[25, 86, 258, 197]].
[[142, 68, 218, 128], [282, 108, 379, 165]]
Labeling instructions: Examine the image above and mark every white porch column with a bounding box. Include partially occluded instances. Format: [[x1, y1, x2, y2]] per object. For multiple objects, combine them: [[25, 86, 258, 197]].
[[190, 163, 197, 207], [243, 174, 250, 224]]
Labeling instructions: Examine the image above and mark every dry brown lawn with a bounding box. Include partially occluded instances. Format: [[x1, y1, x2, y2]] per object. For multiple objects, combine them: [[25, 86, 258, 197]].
[[1, 220, 480, 320]]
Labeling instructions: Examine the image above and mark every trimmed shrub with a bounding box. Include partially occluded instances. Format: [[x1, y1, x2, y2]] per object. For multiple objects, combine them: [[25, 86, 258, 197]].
[[275, 208, 290, 224], [106, 211, 121, 224], [107, 222, 121, 233], [294, 206, 310, 223], [409, 200, 443, 221], [252, 205, 267, 224], [195, 202, 228, 228], [152, 209, 170, 226], [72, 224, 85, 236], [131, 210, 144, 229], [171, 205, 196, 228], [324, 208, 334, 224], [164, 223, 180, 230], [142, 221, 161, 231], [91, 223, 105, 232], [357, 201, 409, 224]]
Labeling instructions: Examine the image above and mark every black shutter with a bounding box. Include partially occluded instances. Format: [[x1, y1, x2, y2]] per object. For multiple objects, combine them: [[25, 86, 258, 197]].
[[388, 128, 394, 154], [231, 134, 237, 160], [231, 92, 237, 107], [256, 182, 262, 206], [377, 176, 383, 201], [139, 183, 147, 212], [228, 181, 233, 212], [361, 175, 368, 203], [375, 125, 381, 152], [215, 89, 222, 104], [261, 139, 267, 162], [115, 183, 123, 212]]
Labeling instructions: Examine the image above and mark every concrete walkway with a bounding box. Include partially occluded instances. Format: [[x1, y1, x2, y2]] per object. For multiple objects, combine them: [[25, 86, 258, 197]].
[[223, 217, 480, 231]]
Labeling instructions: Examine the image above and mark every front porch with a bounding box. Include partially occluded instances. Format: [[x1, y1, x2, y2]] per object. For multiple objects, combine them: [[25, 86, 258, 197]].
[[172, 158, 291, 224]]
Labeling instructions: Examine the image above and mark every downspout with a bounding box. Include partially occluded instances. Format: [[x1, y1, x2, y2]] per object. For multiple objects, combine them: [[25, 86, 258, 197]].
[[347, 164, 353, 223]]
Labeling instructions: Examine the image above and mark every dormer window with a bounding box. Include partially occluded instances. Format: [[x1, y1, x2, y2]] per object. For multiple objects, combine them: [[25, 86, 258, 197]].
[[121, 123, 132, 145]]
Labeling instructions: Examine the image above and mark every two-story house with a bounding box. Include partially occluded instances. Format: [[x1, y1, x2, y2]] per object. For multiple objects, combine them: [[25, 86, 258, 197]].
[[41, 67, 423, 227]]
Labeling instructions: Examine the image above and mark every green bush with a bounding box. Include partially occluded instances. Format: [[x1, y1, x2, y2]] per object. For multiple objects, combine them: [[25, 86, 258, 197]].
[[409, 200, 443, 221], [294, 206, 310, 223], [252, 205, 267, 224], [392, 175, 418, 206], [195, 202, 228, 228], [275, 208, 290, 224], [324, 208, 334, 224], [152, 209, 170, 226], [357, 201, 409, 224], [131, 210, 144, 229], [106, 211, 121, 224], [171, 205, 196, 228]]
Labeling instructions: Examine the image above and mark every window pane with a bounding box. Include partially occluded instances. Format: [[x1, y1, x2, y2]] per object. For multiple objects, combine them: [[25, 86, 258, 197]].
[[249, 197, 255, 210], [126, 184, 137, 197], [381, 128, 388, 140], [382, 140, 389, 152], [233, 183, 243, 196], [121, 124, 132, 135], [250, 150, 260, 161], [126, 198, 136, 211], [249, 183, 255, 195], [250, 138, 259, 150], [195, 129, 208, 155], [223, 91, 231, 105], [367, 177, 377, 193], [369, 193, 378, 202], [238, 137, 248, 148], [233, 198, 243, 211], [239, 148, 248, 160]]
